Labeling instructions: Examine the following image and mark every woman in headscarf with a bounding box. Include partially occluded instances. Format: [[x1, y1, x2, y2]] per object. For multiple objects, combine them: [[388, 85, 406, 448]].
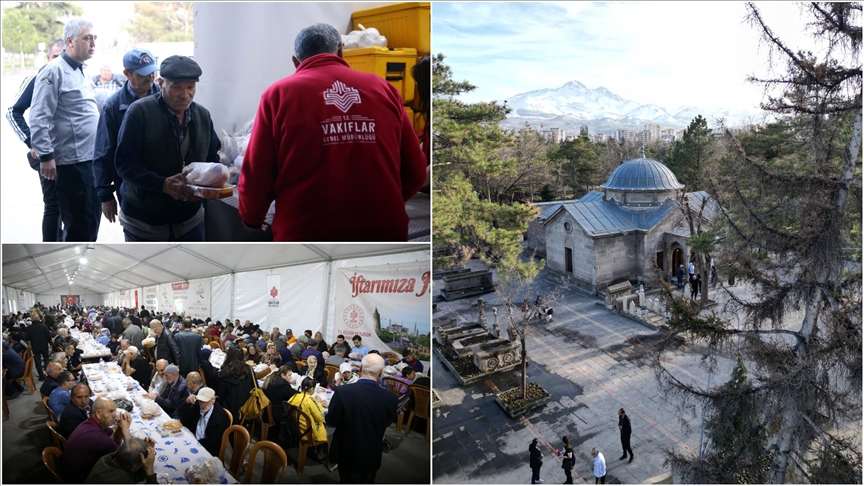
[[299, 355, 327, 388]]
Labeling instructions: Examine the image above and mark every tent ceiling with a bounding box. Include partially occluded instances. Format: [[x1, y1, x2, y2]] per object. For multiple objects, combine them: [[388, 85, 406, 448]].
[[3, 243, 426, 294]]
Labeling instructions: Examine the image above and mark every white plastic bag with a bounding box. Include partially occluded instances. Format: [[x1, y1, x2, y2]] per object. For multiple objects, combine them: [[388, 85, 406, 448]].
[[342, 24, 387, 49], [184, 162, 232, 187]]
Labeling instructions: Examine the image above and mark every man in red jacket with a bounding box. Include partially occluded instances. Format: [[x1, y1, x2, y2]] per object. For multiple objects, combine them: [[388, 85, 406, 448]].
[[238, 23, 426, 241]]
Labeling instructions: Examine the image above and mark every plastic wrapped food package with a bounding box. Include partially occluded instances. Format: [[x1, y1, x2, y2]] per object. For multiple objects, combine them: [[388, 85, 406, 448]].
[[217, 119, 254, 175], [184, 162, 234, 188]]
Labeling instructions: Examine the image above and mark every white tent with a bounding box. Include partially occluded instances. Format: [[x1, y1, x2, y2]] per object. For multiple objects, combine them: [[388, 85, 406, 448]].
[[2, 244, 430, 341]]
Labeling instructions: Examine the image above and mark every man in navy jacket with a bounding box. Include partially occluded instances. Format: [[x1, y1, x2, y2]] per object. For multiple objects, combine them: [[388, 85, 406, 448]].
[[326, 353, 397, 483], [92, 48, 160, 225]]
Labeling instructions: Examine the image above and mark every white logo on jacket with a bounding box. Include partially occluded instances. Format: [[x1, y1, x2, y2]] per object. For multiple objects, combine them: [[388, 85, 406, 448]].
[[323, 81, 362, 113]]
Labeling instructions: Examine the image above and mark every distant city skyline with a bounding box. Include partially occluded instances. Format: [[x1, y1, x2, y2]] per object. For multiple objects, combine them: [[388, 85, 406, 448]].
[[433, 2, 828, 115]]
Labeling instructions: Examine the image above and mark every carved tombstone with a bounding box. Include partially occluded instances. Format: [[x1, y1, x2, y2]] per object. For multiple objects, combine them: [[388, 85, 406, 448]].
[[629, 301, 637, 315], [492, 307, 500, 338], [638, 285, 645, 307], [477, 299, 488, 329]]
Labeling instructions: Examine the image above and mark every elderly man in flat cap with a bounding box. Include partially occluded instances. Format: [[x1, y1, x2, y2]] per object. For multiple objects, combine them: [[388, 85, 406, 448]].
[[93, 48, 161, 225], [145, 363, 188, 417], [114, 55, 221, 241]]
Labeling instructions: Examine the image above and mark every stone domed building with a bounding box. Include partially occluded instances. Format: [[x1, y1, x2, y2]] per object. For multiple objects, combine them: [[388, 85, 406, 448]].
[[527, 155, 715, 294]]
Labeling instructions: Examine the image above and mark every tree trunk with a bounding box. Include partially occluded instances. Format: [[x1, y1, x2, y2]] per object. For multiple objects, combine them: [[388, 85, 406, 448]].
[[767, 105, 860, 483], [521, 332, 527, 400]]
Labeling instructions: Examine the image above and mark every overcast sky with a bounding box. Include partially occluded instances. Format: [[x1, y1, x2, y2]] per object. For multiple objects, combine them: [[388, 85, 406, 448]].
[[432, 2, 829, 113]]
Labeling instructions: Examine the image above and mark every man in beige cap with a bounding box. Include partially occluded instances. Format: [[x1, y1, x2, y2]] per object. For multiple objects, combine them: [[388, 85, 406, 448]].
[[176, 387, 230, 456]]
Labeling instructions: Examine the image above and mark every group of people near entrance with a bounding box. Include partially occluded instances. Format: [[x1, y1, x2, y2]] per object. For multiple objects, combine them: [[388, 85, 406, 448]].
[[4, 302, 428, 483], [529, 409, 633, 484], [8, 18, 429, 243]]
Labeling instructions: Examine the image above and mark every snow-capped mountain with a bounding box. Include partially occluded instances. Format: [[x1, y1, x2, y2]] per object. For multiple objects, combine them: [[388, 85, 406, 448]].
[[501, 81, 761, 134]]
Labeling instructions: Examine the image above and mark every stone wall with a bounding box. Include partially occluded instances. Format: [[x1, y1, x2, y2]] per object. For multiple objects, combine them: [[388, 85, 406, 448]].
[[593, 234, 638, 288], [525, 219, 547, 257], [643, 214, 689, 285], [545, 213, 594, 286]]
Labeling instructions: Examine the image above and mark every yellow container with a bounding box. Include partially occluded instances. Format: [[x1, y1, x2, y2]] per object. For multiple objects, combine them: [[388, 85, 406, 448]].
[[352, 2, 431, 56], [403, 107, 428, 134], [343, 47, 418, 104]]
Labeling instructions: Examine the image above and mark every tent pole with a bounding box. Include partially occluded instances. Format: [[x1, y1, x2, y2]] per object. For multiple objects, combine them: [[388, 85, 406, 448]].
[[230, 272, 236, 321], [323, 261, 334, 341]]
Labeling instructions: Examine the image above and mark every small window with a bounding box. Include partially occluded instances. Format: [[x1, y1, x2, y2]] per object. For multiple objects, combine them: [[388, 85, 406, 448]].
[[564, 221, 572, 233]]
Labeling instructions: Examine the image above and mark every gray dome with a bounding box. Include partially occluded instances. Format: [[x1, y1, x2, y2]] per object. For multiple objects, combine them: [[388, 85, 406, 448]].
[[601, 157, 685, 191]]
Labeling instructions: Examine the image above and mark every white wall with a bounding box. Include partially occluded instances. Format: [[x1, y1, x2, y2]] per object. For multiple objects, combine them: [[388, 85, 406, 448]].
[[194, 2, 391, 133]]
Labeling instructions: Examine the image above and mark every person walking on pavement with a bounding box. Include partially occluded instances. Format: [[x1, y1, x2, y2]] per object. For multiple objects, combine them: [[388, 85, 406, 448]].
[[618, 408, 634, 462], [591, 448, 606, 484], [561, 436, 575, 484], [529, 438, 544, 484]]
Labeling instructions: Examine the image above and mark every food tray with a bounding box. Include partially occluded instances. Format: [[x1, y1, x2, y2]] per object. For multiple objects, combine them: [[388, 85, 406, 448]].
[[189, 184, 235, 200]]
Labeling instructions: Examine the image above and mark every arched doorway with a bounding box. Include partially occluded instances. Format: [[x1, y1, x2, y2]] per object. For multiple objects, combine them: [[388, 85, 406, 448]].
[[564, 237, 574, 274], [672, 246, 683, 272]]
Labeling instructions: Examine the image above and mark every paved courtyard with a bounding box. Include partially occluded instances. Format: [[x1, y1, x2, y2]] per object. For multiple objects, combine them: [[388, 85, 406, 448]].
[[431, 268, 738, 484]]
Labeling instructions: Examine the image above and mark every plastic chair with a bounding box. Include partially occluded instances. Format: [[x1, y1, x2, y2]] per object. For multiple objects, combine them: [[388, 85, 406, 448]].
[[42, 446, 63, 482], [287, 403, 330, 475], [46, 420, 67, 450], [42, 396, 59, 424], [380, 351, 399, 366], [295, 359, 306, 371], [210, 341, 222, 350], [324, 365, 339, 385], [247, 401, 275, 442], [17, 353, 36, 394], [404, 384, 431, 445], [198, 367, 207, 387], [383, 377, 406, 433], [218, 424, 250, 479], [243, 440, 287, 483]]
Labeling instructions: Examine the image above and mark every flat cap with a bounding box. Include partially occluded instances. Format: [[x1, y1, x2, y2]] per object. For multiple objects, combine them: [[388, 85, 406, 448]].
[[165, 364, 180, 374], [160, 55, 201, 82]]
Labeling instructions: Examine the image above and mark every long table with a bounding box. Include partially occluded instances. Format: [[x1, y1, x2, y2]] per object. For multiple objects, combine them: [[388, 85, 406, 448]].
[[82, 363, 237, 484]]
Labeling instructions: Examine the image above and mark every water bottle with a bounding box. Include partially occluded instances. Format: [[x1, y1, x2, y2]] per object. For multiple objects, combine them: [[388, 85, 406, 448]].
[[99, 357, 105, 371]]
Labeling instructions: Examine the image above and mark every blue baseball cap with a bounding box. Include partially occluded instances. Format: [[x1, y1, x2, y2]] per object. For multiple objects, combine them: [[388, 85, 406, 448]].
[[123, 48, 158, 76]]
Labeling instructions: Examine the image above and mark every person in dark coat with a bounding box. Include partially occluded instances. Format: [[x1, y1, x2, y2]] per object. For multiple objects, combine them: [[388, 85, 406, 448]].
[[326, 354, 397, 484], [59, 383, 93, 438], [173, 319, 203, 377], [177, 387, 230, 457], [529, 438, 544, 484], [618, 408, 634, 462], [277, 346, 298, 373], [676, 264, 685, 290], [40, 362, 63, 397], [261, 365, 298, 441], [198, 348, 219, 392], [2, 341, 26, 398], [27, 313, 52, 381], [150, 320, 181, 366], [216, 346, 254, 424], [147, 364, 188, 417]]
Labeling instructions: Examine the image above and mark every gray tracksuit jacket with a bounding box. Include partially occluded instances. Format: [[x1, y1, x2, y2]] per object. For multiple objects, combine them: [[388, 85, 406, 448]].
[[30, 51, 99, 165]]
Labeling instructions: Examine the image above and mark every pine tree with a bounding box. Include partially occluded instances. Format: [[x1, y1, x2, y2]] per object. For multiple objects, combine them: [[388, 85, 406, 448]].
[[657, 3, 862, 483]]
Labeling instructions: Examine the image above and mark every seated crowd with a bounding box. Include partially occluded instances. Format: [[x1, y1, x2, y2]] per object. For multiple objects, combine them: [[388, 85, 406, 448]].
[[3, 303, 430, 483]]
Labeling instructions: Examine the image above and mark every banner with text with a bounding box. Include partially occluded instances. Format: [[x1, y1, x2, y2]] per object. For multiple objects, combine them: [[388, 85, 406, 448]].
[[144, 286, 158, 311], [334, 262, 431, 361], [267, 274, 280, 327], [17, 289, 27, 310], [155, 279, 211, 320]]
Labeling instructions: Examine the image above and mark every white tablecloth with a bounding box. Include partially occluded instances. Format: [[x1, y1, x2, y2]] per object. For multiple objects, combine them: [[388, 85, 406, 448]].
[[71, 330, 112, 359], [82, 363, 237, 484]]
